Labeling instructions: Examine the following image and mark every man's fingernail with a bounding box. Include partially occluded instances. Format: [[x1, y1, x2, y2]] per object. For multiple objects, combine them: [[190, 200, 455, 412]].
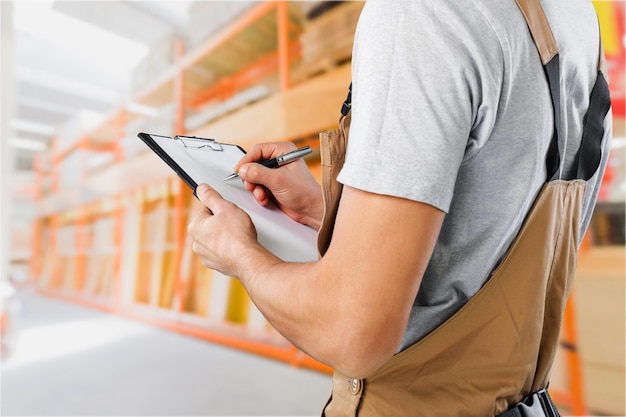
[[238, 165, 248, 177]]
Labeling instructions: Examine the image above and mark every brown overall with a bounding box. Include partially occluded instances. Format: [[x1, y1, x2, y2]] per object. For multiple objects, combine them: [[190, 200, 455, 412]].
[[316, 0, 610, 416]]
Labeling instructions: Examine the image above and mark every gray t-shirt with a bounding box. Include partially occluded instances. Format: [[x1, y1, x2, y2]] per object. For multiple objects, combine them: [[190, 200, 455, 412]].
[[337, 0, 612, 350]]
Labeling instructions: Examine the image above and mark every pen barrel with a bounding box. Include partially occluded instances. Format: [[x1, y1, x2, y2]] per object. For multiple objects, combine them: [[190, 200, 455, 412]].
[[261, 159, 280, 169]]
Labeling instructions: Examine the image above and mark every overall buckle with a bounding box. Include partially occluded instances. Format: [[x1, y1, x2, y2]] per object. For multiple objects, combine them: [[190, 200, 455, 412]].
[[498, 389, 560, 417]]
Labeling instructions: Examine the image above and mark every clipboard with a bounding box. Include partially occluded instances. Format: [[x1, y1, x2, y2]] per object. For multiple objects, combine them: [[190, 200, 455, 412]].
[[137, 133, 318, 263]]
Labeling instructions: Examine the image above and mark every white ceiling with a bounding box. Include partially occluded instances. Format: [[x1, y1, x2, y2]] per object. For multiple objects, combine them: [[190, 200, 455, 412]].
[[9, 0, 225, 167]]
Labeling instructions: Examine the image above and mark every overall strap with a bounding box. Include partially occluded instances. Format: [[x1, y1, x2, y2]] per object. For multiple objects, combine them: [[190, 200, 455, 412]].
[[514, 0, 558, 65], [515, 0, 611, 182], [514, 0, 562, 181]]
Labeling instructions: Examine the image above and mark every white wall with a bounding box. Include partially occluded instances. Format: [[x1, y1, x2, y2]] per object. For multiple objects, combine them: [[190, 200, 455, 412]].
[[1, 1, 15, 282]]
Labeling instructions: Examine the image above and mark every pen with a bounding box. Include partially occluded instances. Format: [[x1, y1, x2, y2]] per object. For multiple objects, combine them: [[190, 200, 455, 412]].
[[223, 146, 313, 181]]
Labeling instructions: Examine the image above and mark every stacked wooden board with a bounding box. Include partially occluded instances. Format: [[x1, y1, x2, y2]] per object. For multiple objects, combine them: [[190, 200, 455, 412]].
[[297, 1, 364, 79]]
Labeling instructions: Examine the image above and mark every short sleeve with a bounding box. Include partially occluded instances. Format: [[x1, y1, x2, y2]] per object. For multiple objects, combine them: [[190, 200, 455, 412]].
[[337, 0, 504, 213]]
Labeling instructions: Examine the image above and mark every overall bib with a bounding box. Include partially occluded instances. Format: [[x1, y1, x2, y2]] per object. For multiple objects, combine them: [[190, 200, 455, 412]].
[[316, 0, 611, 415]]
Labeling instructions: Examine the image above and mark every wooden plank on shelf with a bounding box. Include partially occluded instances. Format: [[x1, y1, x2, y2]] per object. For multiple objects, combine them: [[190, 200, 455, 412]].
[[148, 200, 169, 307], [583, 364, 625, 416], [135, 252, 152, 304], [81, 150, 174, 199], [178, 238, 194, 313], [193, 261, 214, 317], [82, 214, 107, 296], [135, 76, 176, 109], [38, 228, 55, 287], [134, 182, 169, 305], [248, 301, 268, 333], [294, 1, 362, 81], [60, 256, 76, 291], [197, 270, 213, 317], [190, 62, 352, 148], [83, 254, 97, 296], [207, 271, 232, 322], [225, 279, 250, 325], [96, 254, 116, 297], [177, 196, 197, 313], [159, 249, 176, 308], [184, 65, 218, 94], [119, 191, 142, 304]]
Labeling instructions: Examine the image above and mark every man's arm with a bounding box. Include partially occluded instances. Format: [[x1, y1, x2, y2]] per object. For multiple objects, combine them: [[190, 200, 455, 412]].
[[189, 184, 444, 378]]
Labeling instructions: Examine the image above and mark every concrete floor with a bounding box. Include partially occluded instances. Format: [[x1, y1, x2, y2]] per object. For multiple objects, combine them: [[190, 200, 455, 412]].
[[1, 289, 331, 416]]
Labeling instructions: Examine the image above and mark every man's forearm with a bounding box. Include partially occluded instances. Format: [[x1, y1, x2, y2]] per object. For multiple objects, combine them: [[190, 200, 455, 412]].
[[235, 243, 410, 379]]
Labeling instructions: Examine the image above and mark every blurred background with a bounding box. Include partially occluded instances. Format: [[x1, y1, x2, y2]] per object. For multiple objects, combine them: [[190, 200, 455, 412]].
[[0, 1, 624, 416]]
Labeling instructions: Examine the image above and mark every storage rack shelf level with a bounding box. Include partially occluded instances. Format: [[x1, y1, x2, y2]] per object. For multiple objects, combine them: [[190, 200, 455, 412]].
[[30, 1, 354, 375]]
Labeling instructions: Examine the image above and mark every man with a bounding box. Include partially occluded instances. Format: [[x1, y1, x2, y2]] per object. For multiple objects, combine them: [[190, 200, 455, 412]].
[[188, 0, 611, 415]]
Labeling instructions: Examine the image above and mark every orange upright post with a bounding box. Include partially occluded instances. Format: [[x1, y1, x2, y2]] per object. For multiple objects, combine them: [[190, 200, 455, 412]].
[[30, 156, 43, 284], [550, 231, 592, 415], [112, 108, 127, 306], [74, 205, 87, 292], [48, 215, 61, 290], [561, 296, 588, 416], [173, 37, 187, 313], [173, 179, 186, 314]]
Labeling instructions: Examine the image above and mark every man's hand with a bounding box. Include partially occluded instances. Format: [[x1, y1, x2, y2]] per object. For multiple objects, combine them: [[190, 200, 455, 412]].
[[188, 183, 261, 278], [235, 142, 324, 230]]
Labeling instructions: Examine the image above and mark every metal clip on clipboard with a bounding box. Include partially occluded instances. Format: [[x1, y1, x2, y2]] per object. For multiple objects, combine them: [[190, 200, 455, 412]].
[[174, 135, 224, 151]]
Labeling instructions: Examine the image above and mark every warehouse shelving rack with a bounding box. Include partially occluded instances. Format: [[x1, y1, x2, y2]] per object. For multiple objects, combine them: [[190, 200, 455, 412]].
[[29, 1, 361, 375]]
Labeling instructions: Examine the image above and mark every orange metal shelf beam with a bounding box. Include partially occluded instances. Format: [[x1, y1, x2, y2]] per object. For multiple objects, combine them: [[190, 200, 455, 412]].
[[277, 1, 291, 91], [51, 107, 128, 164], [178, 2, 280, 78], [134, 1, 283, 106], [187, 40, 301, 109]]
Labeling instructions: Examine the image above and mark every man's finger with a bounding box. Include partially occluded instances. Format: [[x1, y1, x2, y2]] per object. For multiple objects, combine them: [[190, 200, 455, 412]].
[[196, 183, 223, 214]]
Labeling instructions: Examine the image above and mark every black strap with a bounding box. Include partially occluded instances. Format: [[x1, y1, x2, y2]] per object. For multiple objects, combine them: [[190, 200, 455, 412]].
[[544, 59, 611, 182], [543, 55, 562, 181], [341, 82, 352, 116], [518, 2, 611, 181], [572, 70, 612, 181]]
